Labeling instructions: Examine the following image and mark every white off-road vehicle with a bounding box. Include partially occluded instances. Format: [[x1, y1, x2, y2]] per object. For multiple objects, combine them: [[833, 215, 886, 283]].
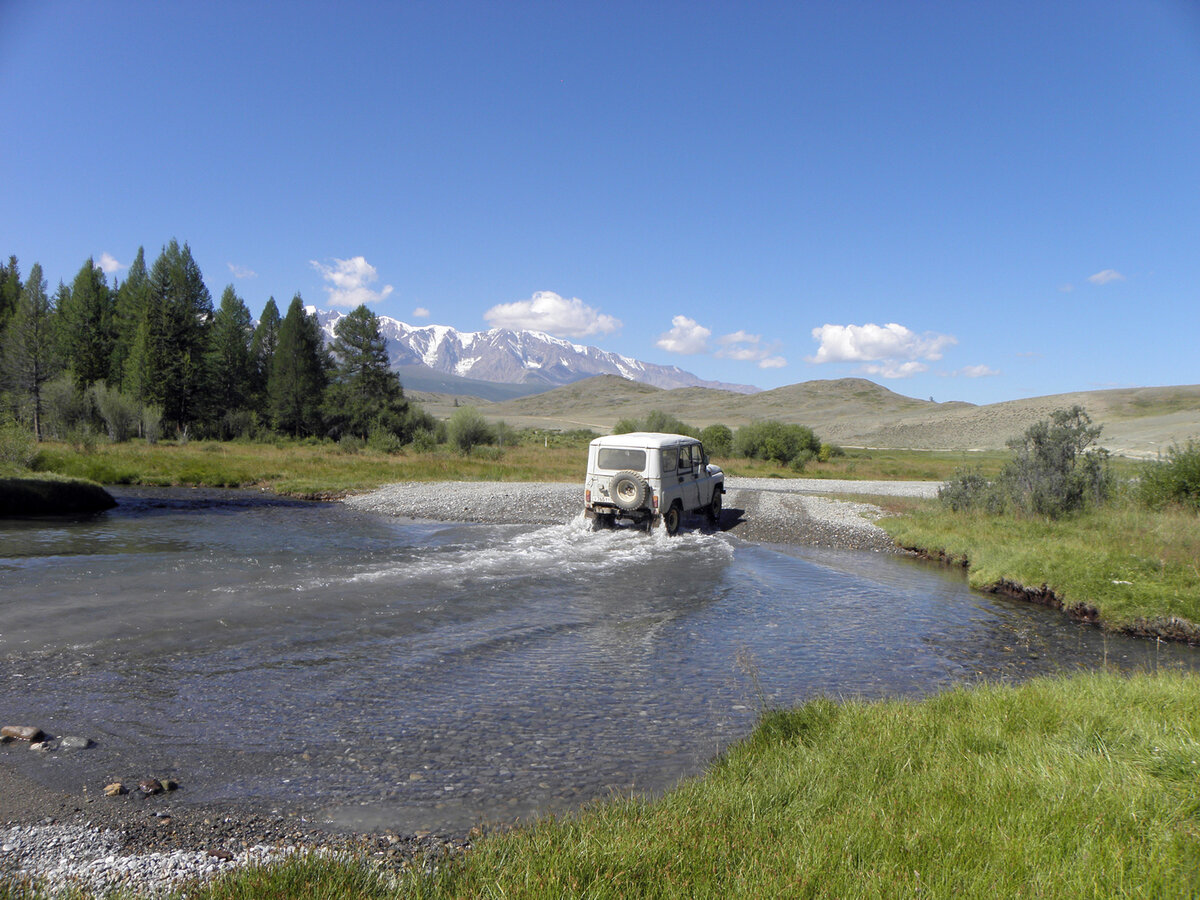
[[583, 432, 724, 535]]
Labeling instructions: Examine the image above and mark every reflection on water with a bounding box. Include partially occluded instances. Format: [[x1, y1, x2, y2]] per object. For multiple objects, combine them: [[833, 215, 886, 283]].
[[2, 487, 1196, 833]]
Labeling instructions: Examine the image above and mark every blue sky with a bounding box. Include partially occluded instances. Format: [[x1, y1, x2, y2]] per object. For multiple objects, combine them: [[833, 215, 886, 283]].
[[2, 0, 1198, 404]]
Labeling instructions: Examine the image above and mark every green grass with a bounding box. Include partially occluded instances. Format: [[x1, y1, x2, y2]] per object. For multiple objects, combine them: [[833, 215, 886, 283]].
[[172, 672, 1200, 899], [881, 501, 1200, 640]]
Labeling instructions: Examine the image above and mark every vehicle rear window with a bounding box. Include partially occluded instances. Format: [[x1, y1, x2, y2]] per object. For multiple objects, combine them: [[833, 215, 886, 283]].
[[597, 448, 647, 471]]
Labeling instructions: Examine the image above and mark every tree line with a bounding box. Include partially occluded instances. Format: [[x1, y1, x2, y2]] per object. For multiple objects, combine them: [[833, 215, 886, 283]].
[[0, 244, 434, 445]]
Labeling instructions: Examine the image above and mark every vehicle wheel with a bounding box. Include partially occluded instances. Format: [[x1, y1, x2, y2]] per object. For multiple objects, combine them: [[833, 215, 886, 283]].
[[662, 503, 681, 536], [706, 489, 723, 527], [591, 514, 614, 531], [610, 471, 649, 511]]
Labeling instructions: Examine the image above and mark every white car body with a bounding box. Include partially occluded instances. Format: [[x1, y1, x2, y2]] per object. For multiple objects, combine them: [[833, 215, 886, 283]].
[[583, 432, 724, 534]]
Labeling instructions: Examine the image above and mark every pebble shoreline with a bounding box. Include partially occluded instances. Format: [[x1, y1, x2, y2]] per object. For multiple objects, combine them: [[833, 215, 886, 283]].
[[3, 477, 938, 896]]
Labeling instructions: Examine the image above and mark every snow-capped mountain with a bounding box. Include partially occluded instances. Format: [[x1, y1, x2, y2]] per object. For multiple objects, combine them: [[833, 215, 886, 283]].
[[308, 308, 759, 394]]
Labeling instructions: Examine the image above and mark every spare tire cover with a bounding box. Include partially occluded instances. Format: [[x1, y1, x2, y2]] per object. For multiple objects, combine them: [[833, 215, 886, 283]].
[[610, 471, 649, 511]]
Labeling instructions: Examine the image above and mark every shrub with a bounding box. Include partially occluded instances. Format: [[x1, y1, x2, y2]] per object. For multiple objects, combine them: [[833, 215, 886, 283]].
[[410, 429, 439, 453], [90, 381, 141, 442], [142, 404, 163, 444], [368, 429, 405, 454], [0, 413, 37, 469], [818, 442, 845, 463], [700, 424, 734, 457], [612, 417, 639, 435], [337, 434, 366, 454], [938, 468, 1004, 514], [446, 406, 493, 454], [999, 406, 1112, 518], [1139, 441, 1200, 512], [733, 420, 820, 465]]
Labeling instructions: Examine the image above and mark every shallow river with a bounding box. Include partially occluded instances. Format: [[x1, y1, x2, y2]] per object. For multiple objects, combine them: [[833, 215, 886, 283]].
[[2, 488, 1196, 833]]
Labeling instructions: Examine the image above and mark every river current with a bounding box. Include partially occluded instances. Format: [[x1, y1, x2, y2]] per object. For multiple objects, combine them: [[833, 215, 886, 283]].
[[2, 488, 1196, 833]]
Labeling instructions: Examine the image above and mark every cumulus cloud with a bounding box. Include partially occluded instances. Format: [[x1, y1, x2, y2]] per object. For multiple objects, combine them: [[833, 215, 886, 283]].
[[485, 291, 621, 337], [310, 256, 395, 309], [412, 306, 430, 319], [808, 322, 956, 368], [656, 316, 712, 355], [862, 360, 929, 379], [228, 263, 257, 279], [97, 253, 124, 275], [716, 330, 788, 369], [1088, 269, 1125, 285]]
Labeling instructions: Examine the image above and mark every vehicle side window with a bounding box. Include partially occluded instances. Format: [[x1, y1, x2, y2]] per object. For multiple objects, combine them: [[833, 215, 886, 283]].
[[677, 446, 693, 472], [661, 449, 677, 473]]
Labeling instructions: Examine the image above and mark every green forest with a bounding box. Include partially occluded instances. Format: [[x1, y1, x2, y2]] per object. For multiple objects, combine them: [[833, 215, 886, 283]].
[[0, 243, 435, 447]]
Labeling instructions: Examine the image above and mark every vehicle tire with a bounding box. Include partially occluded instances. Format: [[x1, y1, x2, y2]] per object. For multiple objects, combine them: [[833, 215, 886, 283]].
[[610, 471, 649, 511], [662, 502, 681, 536], [706, 489, 723, 526], [591, 513, 614, 531]]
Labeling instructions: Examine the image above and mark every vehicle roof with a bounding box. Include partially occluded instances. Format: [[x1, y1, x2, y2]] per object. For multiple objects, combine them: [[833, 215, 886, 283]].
[[590, 432, 699, 449]]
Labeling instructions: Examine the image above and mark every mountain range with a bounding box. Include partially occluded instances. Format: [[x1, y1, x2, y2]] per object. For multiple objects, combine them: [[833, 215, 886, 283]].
[[308, 308, 758, 396]]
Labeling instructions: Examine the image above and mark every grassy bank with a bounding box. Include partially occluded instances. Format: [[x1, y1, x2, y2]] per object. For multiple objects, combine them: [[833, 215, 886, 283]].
[[0, 472, 116, 516], [27, 439, 994, 497], [174, 671, 1200, 899], [881, 502, 1200, 642]]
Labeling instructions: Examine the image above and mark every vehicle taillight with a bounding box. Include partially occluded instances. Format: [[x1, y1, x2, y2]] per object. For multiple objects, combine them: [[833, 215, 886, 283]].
[[652, 494, 659, 509], [585, 489, 591, 505]]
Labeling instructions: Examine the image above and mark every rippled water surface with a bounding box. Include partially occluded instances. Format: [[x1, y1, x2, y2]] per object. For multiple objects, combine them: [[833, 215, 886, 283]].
[[2, 488, 1196, 832]]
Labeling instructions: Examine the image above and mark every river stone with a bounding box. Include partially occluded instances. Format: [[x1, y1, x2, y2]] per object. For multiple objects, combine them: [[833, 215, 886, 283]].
[[1, 725, 45, 742], [103, 782, 127, 797], [139, 778, 164, 795], [59, 736, 94, 750]]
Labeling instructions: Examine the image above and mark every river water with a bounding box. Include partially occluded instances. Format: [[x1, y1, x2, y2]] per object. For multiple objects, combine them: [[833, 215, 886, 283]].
[[2, 487, 1196, 833]]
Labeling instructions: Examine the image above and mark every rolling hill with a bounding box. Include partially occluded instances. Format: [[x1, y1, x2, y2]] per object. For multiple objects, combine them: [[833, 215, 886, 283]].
[[470, 376, 1200, 457]]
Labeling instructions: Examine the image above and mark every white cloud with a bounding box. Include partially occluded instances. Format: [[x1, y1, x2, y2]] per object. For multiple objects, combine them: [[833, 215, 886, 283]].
[[863, 361, 929, 379], [485, 290, 621, 337], [310, 256, 395, 309], [956, 364, 1001, 378], [1058, 283, 1075, 293], [716, 330, 787, 368], [98, 253, 124, 275], [228, 263, 257, 279], [413, 306, 430, 319], [655, 316, 711, 355], [808, 322, 956, 365], [1088, 269, 1125, 285]]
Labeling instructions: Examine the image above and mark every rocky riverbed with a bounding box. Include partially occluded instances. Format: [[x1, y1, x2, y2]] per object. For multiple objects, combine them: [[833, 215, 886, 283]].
[[2, 477, 937, 896]]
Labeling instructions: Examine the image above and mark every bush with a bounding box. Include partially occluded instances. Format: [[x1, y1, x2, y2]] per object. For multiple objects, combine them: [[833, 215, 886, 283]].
[[446, 406, 493, 454], [818, 442, 845, 463], [142, 404, 163, 444], [612, 417, 640, 435], [1139, 441, 1200, 512], [368, 429, 405, 454], [1000, 406, 1112, 518], [337, 434, 366, 454], [409, 429, 439, 453], [700, 424, 734, 457], [938, 468, 1004, 514], [0, 413, 37, 469], [90, 382, 141, 442], [733, 420, 820, 465]]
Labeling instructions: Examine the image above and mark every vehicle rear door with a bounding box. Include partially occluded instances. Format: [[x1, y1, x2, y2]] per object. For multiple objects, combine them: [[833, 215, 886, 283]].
[[675, 443, 702, 511]]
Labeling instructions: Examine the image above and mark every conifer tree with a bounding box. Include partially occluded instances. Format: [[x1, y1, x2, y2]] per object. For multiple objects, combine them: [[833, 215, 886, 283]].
[[268, 294, 328, 436], [324, 304, 408, 440], [1, 263, 59, 439], [60, 258, 114, 389], [248, 296, 281, 407], [131, 240, 213, 432], [206, 285, 254, 429], [0, 256, 21, 339], [111, 247, 150, 389]]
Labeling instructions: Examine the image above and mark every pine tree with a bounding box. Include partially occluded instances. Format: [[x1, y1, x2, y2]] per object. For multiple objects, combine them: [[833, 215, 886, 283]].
[[206, 285, 254, 430], [324, 304, 408, 439], [0, 256, 22, 339], [268, 295, 328, 436], [1, 263, 60, 439], [111, 247, 150, 390], [60, 258, 114, 389], [131, 240, 213, 433], [248, 296, 281, 408]]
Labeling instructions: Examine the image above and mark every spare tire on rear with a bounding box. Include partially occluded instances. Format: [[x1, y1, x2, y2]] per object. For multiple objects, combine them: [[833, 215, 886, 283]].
[[610, 471, 649, 511]]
